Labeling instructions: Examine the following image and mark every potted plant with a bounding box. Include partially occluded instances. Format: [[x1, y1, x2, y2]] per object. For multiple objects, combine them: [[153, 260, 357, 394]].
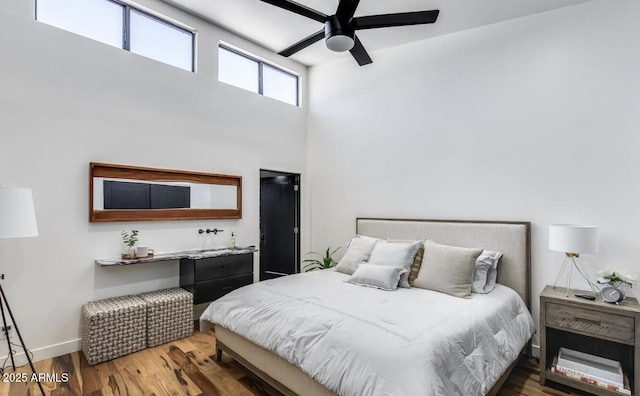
[[302, 247, 341, 272], [121, 230, 139, 259]]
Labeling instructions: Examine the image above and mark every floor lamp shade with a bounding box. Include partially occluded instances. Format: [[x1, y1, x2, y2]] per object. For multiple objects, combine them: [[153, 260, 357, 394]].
[[549, 224, 599, 255], [0, 186, 38, 239]]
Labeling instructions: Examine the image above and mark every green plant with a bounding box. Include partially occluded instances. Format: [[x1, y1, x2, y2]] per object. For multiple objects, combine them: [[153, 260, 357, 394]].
[[121, 230, 139, 248], [302, 247, 341, 272]]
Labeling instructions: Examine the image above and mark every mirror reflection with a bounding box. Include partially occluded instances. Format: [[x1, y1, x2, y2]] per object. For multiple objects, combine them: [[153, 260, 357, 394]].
[[90, 163, 242, 222], [93, 178, 237, 210]]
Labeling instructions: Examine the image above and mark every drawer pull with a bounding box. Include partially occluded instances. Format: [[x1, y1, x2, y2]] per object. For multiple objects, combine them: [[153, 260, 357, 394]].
[[222, 286, 234, 290], [574, 317, 601, 326], [221, 264, 231, 269]]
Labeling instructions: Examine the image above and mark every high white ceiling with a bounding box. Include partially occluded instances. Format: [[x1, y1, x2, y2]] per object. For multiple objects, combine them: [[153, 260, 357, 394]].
[[161, 0, 591, 66]]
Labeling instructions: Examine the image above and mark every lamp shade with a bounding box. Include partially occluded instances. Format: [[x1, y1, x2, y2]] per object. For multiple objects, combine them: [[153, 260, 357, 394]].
[[0, 186, 38, 239], [549, 224, 598, 254]]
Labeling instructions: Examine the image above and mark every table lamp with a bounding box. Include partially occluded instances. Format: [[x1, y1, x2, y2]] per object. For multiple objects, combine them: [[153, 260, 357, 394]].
[[549, 224, 599, 297], [0, 185, 44, 395]]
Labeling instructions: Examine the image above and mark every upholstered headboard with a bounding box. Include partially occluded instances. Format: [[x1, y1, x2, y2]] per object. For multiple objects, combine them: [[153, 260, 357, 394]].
[[356, 218, 531, 310]]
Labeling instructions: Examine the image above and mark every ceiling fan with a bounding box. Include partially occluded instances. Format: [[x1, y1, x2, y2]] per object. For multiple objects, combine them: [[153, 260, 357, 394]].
[[260, 0, 440, 66]]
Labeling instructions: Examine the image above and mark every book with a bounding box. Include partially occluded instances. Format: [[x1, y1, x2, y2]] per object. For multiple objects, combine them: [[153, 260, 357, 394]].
[[557, 347, 624, 384], [551, 356, 631, 395]]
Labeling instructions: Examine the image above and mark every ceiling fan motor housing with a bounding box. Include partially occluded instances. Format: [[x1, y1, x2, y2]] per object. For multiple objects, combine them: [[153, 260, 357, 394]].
[[325, 15, 354, 52]]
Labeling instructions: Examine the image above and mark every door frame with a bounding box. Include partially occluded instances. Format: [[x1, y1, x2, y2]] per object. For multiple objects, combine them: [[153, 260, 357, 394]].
[[259, 169, 301, 278]]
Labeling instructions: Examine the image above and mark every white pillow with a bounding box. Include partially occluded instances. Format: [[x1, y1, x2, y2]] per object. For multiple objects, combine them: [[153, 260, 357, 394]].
[[481, 250, 503, 293], [471, 250, 503, 294], [367, 241, 422, 288], [345, 263, 407, 291], [334, 235, 380, 275]]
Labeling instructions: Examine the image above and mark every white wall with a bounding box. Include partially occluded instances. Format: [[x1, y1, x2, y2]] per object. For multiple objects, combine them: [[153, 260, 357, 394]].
[[307, 0, 640, 350], [0, 0, 308, 361]]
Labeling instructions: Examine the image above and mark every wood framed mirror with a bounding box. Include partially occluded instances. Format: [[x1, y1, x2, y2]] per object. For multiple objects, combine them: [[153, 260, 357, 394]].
[[90, 162, 242, 222]]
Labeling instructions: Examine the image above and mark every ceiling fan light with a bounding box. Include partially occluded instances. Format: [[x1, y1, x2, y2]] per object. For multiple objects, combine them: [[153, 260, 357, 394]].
[[326, 35, 354, 52]]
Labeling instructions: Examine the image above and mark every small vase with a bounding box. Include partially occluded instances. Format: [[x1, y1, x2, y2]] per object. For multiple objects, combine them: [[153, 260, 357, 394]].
[[121, 245, 136, 259]]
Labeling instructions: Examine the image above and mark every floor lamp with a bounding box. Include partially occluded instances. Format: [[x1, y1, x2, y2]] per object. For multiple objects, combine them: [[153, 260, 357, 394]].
[[549, 224, 599, 297], [0, 186, 45, 395]]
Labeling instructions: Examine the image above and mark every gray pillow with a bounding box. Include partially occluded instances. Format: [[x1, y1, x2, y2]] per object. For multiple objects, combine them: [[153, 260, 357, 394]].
[[481, 250, 503, 293], [334, 235, 380, 275], [345, 263, 407, 291], [471, 250, 503, 293], [367, 241, 422, 288], [412, 240, 483, 298]]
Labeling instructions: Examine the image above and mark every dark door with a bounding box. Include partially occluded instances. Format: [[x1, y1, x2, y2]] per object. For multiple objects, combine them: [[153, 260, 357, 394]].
[[260, 171, 300, 281]]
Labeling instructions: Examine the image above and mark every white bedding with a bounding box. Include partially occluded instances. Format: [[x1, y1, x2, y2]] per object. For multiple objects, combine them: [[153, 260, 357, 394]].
[[201, 270, 534, 396]]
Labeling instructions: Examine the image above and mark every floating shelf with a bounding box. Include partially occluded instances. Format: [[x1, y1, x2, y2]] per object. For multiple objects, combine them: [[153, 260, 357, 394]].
[[96, 246, 257, 267]]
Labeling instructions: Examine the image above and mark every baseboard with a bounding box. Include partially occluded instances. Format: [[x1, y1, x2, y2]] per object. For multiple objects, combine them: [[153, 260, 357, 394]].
[[0, 338, 81, 365], [0, 339, 541, 366], [531, 343, 540, 358]]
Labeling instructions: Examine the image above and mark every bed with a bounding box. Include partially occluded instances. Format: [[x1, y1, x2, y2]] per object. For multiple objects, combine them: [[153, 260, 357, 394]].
[[200, 218, 534, 396]]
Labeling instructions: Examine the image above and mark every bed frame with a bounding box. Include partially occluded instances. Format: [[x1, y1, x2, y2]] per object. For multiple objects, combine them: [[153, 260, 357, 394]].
[[214, 218, 531, 396]]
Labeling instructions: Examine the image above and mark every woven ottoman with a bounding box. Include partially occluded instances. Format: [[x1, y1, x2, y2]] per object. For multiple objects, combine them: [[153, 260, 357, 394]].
[[81, 295, 147, 366], [139, 288, 193, 347]]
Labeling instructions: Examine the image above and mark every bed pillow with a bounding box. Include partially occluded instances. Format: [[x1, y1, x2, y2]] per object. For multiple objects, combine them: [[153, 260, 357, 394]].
[[367, 240, 422, 288], [388, 239, 425, 284], [345, 263, 407, 291], [412, 240, 483, 298], [481, 250, 503, 293], [334, 235, 380, 275]]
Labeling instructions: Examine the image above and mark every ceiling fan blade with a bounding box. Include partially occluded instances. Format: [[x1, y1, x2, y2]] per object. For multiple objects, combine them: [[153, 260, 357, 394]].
[[278, 29, 325, 57], [336, 0, 361, 22], [353, 10, 439, 30], [260, 0, 327, 23], [349, 35, 372, 66]]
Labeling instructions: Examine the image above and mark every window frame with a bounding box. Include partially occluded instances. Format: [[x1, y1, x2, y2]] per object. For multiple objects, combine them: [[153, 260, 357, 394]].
[[35, 0, 196, 72], [219, 44, 300, 107]]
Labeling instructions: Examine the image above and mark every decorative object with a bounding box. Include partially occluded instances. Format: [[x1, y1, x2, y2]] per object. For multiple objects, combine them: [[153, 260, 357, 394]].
[[596, 268, 637, 303], [549, 224, 599, 297], [601, 286, 625, 304], [0, 186, 45, 395], [302, 246, 341, 271], [135, 246, 154, 258], [596, 268, 637, 289], [121, 229, 139, 259]]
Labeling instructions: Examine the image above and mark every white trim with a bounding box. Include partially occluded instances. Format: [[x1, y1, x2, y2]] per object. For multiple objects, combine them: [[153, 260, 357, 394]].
[[115, 0, 196, 33], [531, 343, 540, 358], [219, 41, 300, 77], [0, 338, 81, 364]]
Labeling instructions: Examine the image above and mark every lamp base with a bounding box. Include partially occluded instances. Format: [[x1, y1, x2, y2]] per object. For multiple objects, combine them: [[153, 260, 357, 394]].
[[0, 282, 44, 395], [552, 254, 597, 297]]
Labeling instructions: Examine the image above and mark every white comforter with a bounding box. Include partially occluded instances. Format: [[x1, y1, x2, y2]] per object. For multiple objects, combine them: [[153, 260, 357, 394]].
[[201, 270, 534, 396]]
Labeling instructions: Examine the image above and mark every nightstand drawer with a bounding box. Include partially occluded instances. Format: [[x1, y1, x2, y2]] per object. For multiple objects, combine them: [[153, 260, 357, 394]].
[[546, 302, 634, 343]]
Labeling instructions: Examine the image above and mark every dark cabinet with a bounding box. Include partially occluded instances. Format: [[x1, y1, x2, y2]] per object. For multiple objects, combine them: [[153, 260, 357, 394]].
[[180, 253, 253, 304]]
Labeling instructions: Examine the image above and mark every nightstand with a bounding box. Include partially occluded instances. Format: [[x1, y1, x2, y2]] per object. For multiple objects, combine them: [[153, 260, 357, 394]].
[[540, 285, 640, 395]]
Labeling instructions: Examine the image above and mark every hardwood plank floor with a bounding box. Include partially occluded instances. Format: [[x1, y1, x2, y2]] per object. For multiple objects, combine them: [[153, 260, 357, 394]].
[[0, 330, 591, 396]]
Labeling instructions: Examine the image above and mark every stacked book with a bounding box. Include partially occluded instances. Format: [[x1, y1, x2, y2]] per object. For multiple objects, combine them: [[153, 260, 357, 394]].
[[551, 347, 631, 394]]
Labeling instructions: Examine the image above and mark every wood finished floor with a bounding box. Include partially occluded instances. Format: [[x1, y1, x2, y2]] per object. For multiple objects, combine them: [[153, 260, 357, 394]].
[[0, 330, 591, 396]]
